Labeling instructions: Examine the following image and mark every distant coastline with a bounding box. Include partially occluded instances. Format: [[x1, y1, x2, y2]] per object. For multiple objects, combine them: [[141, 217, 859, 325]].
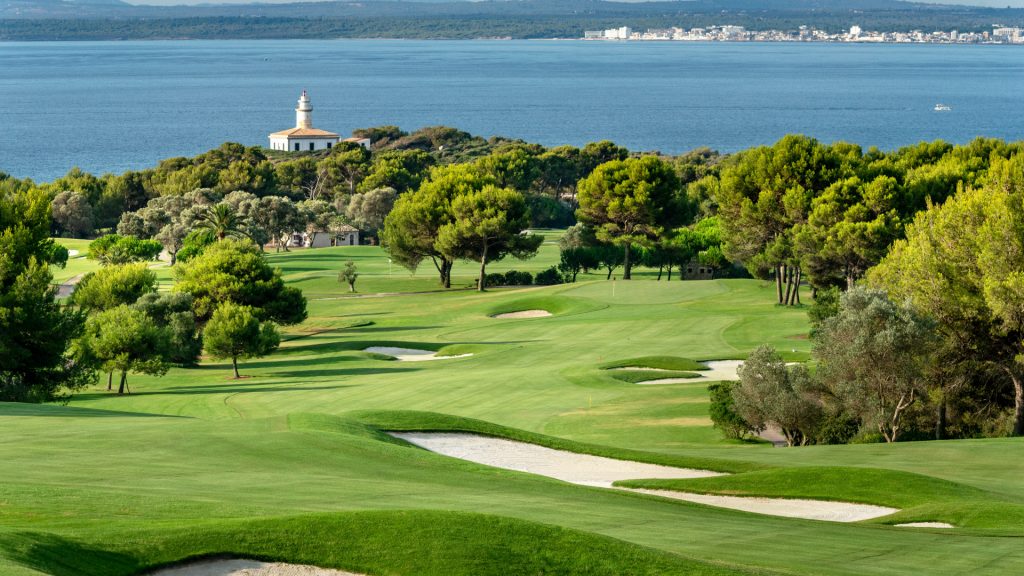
[[584, 24, 1024, 45], [4, 0, 1024, 42]]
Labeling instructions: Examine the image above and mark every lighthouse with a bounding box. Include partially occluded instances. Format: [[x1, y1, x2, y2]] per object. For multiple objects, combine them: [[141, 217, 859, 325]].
[[268, 90, 340, 152], [295, 90, 314, 129]]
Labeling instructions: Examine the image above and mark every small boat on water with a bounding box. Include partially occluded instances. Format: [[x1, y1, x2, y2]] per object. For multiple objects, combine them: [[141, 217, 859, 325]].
[[934, 103, 952, 112]]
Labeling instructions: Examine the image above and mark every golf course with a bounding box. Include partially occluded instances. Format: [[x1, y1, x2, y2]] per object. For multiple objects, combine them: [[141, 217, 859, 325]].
[[1, 237, 1022, 576]]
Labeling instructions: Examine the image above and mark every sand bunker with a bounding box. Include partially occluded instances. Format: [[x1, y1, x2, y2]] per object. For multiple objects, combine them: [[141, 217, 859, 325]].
[[630, 489, 897, 522], [390, 432, 723, 487], [894, 522, 955, 528], [621, 360, 743, 385], [393, 432, 899, 522], [492, 310, 553, 319], [364, 346, 472, 362], [148, 559, 363, 576]]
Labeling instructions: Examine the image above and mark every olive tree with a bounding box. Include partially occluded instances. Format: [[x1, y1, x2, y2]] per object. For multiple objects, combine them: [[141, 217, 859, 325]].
[[732, 345, 822, 446], [813, 287, 936, 443]]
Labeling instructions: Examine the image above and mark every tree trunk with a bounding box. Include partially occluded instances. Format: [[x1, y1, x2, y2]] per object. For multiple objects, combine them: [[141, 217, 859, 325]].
[[606, 266, 614, 280], [435, 258, 453, 289], [107, 371, 113, 391], [169, 250, 177, 266], [936, 399, 947, 440], [783, 265, 794, 306], [1013, 371, 1024, 436], [776, 264, 784, 304], [790, 266, 798, 305], [667, 264, 673, 281], [623, 243, 633, 280], [232, 356, 240, 379], [656, 265, 663, 281], [348, 281, 356, 293], [477, 243, 489, 292], [117, 371, 127, 395]]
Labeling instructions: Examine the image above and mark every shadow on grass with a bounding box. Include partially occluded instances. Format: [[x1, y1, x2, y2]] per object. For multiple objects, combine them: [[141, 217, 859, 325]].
[[237, 354, 364, 370], [343, 325, 444, 334], [69, 382, 362, 400], [0, 532, 139, 576], [0, 403, 179, 419], [282, 339, 537, 356], [273, 367, 416, 379], [158, 382, 363, 394]]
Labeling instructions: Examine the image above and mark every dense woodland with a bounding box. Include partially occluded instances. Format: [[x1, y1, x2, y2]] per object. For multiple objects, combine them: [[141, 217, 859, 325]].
[[4, 0, 1024, 40], [3, 125, 1024, 444]]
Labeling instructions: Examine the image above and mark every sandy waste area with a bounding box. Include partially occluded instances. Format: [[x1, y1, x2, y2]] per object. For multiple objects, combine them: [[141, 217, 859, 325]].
[[148, 559, 363, 576], [492, 310, 553, 319], [392, 432, 901, 523], [364, 346, 472, 362]]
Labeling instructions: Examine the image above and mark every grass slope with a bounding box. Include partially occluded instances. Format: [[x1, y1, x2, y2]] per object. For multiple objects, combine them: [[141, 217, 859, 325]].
[[4, 240, 1024, 575]]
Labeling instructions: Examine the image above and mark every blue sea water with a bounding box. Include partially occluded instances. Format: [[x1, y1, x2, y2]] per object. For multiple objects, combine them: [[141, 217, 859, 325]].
[[1, 39, 1022, 182]]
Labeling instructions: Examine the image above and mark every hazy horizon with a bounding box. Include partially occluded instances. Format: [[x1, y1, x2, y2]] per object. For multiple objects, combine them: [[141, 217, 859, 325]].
[[122, 0, 1024, 8]]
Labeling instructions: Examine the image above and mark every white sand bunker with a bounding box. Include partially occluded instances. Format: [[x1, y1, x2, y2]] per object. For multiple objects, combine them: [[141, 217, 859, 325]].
[[149, 558, 364, 576], [630, 489, 897, 522], [364, 346, 472, 362], [390, 432, 723, 487], [895, 522, 954, 528], [392, 432, 899, 522], [493, 310, 553, 319], [629, 360, 801, 385], [622, 360, 743, 385]]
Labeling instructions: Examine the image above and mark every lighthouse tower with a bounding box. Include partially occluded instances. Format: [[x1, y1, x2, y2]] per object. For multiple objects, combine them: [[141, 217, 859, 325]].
[[268, 90, 341, 152], [296, 90, 314, 129]]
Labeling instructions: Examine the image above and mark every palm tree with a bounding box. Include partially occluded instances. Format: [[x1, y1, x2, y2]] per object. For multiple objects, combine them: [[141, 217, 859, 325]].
[[197, 203, 242, 241]]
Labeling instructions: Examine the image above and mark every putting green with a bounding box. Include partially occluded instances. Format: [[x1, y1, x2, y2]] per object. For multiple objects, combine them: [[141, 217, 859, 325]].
[[6, 243, 1023, 575]]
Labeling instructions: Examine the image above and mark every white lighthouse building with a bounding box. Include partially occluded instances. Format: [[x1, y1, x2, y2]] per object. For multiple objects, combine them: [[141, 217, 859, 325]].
[[268, 91, 340, 152]]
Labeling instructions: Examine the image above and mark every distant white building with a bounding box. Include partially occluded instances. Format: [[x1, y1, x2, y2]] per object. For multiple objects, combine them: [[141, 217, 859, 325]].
[[269, 91, 340, 152], [288, 225, 361, 249], [604, 27, 632, 40]]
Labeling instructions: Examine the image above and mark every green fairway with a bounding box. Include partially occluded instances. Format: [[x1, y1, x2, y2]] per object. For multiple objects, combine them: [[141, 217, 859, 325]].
[[6, 242, 1024, 576]]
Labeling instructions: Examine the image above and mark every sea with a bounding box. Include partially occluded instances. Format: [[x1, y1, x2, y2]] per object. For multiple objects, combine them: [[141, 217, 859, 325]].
[[2, 39, 1023, 182]]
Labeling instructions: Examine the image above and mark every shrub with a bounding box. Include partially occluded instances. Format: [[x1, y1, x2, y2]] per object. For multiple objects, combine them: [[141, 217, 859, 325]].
[[808, 286, 841, 336], [484, 272, 507, 288], [504, 270, 534, 286], [88, 234, 162, 265], [175, 229, 216, 263], [708, 382, 756, 440], [814, 412, 861, 445], [534, 266, 563, 286]]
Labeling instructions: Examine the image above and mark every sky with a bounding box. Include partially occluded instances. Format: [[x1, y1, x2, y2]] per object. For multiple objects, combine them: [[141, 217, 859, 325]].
[[123, 0, 1024, 7]]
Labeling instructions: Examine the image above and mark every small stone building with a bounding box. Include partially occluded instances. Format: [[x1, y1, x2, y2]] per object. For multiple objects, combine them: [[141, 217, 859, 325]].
[[681, 260, 716, 280], [288, 225, 360, 248]]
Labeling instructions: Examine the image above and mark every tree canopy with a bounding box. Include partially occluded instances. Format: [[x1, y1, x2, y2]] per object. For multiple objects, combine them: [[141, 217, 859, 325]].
[[173, 238, 307, 325], [576, 156, 680, 279]]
